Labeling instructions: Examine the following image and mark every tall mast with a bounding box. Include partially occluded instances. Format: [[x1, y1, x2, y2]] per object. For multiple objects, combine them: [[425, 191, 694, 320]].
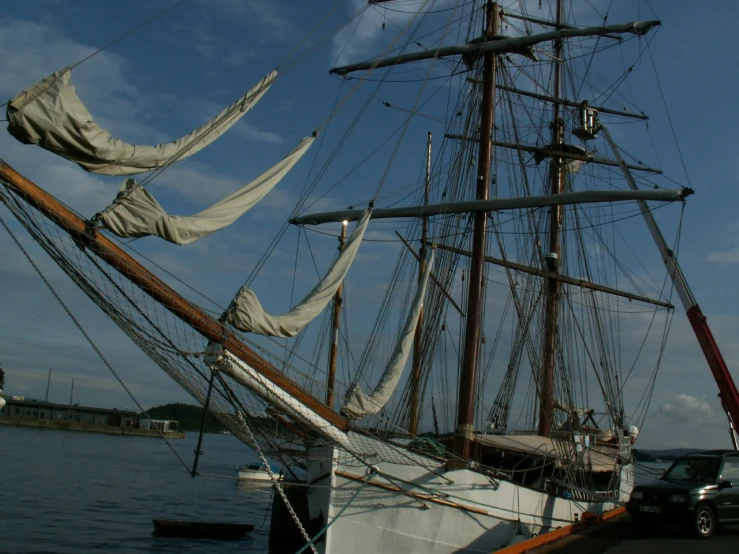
[[538, 0, 565, 438], [409, 131, 432, 434], [455, 1, 498, 458], [69, 376, 74, 406], [326, 222, 347, 409]]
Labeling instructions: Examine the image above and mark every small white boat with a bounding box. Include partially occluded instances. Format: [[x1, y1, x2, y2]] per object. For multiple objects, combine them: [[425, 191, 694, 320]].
[[236, 463, 282, 482]]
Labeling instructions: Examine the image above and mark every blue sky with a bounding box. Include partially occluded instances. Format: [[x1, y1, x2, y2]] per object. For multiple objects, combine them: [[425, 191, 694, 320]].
[[1, 0, 738, 450]]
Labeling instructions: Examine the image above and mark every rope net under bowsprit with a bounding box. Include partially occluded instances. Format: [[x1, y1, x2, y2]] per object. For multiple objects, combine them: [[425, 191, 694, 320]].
[[0, 177, 471, 476], [0, 180, 316, 464], [0, 175, 632, 501]]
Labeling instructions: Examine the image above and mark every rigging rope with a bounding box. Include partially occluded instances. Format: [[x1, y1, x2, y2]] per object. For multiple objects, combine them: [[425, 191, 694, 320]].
[[70, 0, 189, 71], [295, 471, 374, 554], [0, 207, 193, 473], [0, 0, 188, 113]]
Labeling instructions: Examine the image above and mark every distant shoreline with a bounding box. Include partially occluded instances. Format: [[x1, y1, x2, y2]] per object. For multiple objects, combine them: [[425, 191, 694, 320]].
[[0, 417, 186, 439]]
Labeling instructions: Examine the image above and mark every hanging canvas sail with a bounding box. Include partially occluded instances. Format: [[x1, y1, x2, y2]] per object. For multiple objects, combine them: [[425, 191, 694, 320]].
[[6, 67, 277, 176], [226, 209, 372, 338], [341, 250, 435, 419], [96, 134, 316, 245]]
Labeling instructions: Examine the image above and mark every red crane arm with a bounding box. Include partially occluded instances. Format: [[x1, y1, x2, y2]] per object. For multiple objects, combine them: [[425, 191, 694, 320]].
[[687, 306, 739, 434]]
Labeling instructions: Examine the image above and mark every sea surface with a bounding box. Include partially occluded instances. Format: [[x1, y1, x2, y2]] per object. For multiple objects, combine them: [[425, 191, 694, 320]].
[[0, 426, 272, 554], [0, 425, 672, 554]]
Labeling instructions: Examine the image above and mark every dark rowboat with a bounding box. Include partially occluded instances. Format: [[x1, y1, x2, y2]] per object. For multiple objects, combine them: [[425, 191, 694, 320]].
[[152, 519, 254, 540]]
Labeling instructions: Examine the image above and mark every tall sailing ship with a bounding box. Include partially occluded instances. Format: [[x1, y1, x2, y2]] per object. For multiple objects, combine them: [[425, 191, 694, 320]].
[[1, 1, 737, 553]]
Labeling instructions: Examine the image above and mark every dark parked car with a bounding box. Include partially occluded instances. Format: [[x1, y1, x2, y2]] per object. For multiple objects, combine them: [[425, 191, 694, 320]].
[[626, 450, 739, 537]]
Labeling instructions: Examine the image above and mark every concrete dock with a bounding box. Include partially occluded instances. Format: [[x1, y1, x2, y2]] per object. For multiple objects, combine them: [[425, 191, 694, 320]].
[[0, 416, 185, 438], [523, 514, 739, 554]]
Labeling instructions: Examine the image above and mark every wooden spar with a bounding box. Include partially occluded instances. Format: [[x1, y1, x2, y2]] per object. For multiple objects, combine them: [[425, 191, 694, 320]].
[[326, 222, 347, 409], [395, 232, 465, 316], [330, 20, 660, 76], [430, 242, 673, 309], [0, 160, 349, 431], [444, 135, 661, 173], [499, 9, 621, 40], [455, 2, 499, 458], [291, 189, 687, 226], [467, 82, 649, 120], [538, 0, 565, 438], [409, 131, 432, 435]]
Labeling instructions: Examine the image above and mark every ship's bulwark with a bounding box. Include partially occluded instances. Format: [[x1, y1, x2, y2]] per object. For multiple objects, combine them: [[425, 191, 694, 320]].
[[269, 434, 632, 554]]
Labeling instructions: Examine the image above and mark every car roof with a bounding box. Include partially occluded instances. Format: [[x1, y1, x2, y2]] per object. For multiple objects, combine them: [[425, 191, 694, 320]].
[[681, 450, 739, 458]]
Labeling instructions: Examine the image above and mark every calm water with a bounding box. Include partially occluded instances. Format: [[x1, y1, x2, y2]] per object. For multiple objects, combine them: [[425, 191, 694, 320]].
[[0, 425, 674, 554], [635, 461, 670, 485], [0, 426, 272, 554]]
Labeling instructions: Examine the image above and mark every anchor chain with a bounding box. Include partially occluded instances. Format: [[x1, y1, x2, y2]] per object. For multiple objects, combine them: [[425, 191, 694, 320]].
[[235, 410, 318, 554]]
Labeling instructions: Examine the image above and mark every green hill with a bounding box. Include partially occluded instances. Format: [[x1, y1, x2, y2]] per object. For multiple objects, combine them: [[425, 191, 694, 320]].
[[142, 403, 225, 433]]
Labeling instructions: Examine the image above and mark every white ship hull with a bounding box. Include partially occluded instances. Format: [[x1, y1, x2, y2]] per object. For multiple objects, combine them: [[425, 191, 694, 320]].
[[301, 434, 632, 554], [237, 470, 276, 481]]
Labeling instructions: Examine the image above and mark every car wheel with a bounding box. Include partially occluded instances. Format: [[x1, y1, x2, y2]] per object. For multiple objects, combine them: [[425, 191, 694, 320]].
[[693, 503, 716, 538]]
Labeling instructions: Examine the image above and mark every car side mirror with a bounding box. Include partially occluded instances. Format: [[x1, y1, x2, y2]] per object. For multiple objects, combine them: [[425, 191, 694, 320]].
[[718, 480, 733, 490]]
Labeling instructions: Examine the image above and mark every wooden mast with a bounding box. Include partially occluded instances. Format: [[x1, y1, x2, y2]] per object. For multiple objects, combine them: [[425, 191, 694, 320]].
[[326, 222, 347, 409], [455, 1, 498, 458], [538, 0, 565, 438], [0, 161, 349, 431], [409, 131, 432, 434]]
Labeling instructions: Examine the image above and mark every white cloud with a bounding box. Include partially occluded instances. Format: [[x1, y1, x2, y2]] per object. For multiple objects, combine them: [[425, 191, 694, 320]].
[[147, 160, 243, 204], [0, 18, 158, 146], [197, 0, 298, 43], [657, 394, 712, 424], [190, 22, 219, 60], [702, 220, 739, 265], [0, 19, 130, 99], [168, 21, 262, 66], [330, 0, 461, 67], [706, 248, 739, 265], [233, 122, 283, 144]]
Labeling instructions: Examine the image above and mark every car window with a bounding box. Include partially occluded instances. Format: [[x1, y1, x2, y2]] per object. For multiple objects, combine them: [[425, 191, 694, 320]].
[[720, 458, 739, 483], [663, 457, 721, 482]]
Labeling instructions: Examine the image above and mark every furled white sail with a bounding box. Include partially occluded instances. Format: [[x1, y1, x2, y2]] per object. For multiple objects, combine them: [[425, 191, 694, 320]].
[[6, 67, 277, 176], [97, 134, 315, 245], [341, 250, 435, 420], [227, 209, 372, 337]]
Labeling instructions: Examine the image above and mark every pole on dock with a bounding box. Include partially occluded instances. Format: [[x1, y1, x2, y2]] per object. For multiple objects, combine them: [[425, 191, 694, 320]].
[[45, 367, 51, 402]]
